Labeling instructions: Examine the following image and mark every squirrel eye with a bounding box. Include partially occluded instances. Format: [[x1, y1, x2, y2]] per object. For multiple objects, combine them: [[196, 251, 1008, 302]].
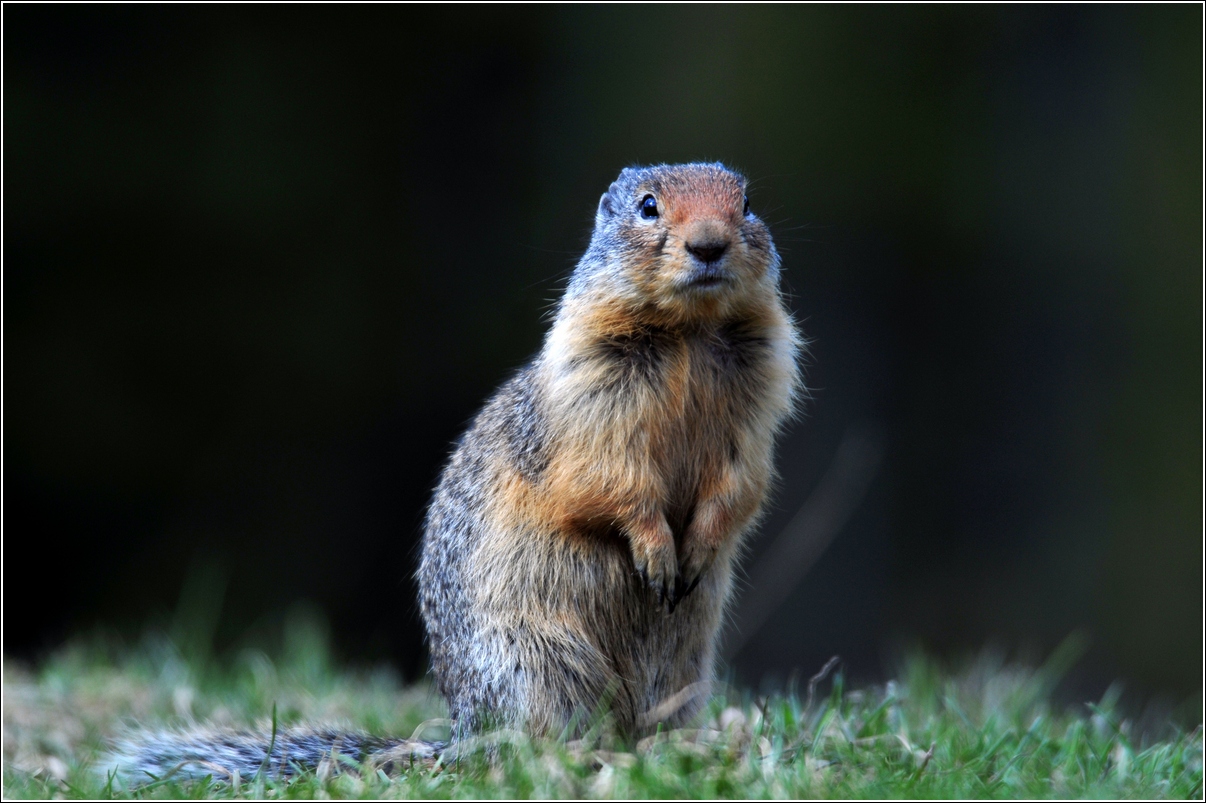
[[743, 195, 750, 216], [640, 195, 659, 219]]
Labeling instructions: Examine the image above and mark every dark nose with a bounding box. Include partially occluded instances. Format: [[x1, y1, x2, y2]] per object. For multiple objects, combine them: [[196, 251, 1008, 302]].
[[686, 239, 729, 264]]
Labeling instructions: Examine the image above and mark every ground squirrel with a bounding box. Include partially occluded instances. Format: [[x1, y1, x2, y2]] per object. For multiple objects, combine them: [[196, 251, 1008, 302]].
[[103, 162, 802, 783]]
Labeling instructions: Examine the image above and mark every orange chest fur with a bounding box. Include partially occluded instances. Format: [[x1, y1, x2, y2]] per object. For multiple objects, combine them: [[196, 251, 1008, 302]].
[[523, 328, 774, 536]]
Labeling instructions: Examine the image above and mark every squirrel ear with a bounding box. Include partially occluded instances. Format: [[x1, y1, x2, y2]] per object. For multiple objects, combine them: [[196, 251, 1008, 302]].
[[598, 178, 628, 218]]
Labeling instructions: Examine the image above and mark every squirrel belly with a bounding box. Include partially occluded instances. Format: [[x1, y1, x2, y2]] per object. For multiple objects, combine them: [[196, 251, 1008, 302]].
[[420, 162, 802, 739]]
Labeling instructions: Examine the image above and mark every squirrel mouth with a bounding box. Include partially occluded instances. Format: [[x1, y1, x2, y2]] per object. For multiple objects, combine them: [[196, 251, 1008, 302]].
[[684, 265, 729, 289]]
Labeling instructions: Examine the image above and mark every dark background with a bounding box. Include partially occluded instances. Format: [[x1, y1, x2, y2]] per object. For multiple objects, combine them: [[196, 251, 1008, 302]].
[[5, 6, 1201, 714]]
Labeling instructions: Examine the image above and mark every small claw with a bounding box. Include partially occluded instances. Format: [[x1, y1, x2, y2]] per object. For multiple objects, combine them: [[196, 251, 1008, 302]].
[[631, 543, 679, 610], [683, 573, 702, 598], [677, 541, 714, 602], [668, 576, 686, 612]]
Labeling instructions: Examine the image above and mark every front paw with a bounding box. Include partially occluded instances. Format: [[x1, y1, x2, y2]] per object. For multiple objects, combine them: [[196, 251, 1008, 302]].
[[631, 538, 679, 609], [677, 539, 718, 602]]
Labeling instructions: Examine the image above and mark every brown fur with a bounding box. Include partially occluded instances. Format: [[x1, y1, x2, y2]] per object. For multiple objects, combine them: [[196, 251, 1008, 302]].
[[419, 162, 802, 739]]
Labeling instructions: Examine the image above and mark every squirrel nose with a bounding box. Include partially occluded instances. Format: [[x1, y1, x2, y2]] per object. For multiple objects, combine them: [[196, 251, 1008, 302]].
[[686, 239, 729, 264]]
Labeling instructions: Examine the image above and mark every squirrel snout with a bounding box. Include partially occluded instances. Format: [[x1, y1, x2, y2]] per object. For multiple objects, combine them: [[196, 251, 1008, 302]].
[[685, 238, 730, 265], [682, 218, 733, 265]]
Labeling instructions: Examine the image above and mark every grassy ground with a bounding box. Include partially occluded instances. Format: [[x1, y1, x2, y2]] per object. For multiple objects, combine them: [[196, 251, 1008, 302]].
[[3, 624, 1201, 799]]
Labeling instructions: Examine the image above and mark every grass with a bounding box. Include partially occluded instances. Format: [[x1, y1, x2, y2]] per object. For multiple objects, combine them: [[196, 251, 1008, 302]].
[[3, 620, 1201, 799]]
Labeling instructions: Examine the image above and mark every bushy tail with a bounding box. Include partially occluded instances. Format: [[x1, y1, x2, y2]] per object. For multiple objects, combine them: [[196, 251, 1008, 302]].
[[101, 725, 444, 787]]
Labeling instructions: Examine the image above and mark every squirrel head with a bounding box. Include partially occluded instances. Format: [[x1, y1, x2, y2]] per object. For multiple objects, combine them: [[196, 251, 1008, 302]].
[[569, 163, 780, 324]]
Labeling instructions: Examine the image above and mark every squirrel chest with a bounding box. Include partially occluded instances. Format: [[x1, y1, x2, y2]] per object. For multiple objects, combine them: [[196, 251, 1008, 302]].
[[530, 319, 784, 541]]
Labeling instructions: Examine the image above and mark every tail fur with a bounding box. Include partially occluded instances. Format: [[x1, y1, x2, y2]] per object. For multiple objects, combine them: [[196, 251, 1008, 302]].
[[100, 725, 443, 787]]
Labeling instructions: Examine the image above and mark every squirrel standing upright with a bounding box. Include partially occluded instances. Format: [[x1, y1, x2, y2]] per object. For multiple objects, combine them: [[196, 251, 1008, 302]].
[[104, 163, 801, 783], [420, 162, 801, 739]]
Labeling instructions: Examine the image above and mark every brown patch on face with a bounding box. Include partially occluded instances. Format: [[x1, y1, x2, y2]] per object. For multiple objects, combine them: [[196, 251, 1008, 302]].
[[651, 165, 746, 230]]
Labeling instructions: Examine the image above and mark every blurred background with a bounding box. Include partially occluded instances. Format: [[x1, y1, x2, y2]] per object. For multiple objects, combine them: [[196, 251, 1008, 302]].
[[5, 6, 1201, 716]]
